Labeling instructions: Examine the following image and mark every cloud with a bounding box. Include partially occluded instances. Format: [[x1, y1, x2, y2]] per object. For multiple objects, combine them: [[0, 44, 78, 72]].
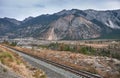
[[0, 0, 120, 20], [34, 4, 45, 8], [104, 0, 120, 10], [0, 0, 45, 8]]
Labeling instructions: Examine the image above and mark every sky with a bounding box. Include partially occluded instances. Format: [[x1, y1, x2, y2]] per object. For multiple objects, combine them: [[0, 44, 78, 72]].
[[0, 0, 120, 21]]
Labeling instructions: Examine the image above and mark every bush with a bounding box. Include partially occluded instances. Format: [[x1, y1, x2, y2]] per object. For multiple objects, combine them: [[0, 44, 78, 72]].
[[10, 42, 17, 46], [3, 68, 7, 72], [78, 46, 96, 55], [2, 40, 9, 45], [33, 70, 46, 78], [0, 52, 14, 64], [46, 43, 97, 55]]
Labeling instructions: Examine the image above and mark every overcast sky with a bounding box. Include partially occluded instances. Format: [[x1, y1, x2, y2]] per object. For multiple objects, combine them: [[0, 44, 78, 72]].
[[0, 0, 120, 20]]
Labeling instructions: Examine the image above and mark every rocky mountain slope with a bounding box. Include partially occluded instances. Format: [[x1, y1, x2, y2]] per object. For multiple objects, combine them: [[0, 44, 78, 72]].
[[0, 18, 20, 37], [0, 9, 120, 40]]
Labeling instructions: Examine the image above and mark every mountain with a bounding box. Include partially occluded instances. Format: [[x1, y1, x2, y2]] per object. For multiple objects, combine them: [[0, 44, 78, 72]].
[[0, 9, 120, 40], [0, 18, 21, 38], [3, 17, 21, 25], [22, 16, 34, 23]]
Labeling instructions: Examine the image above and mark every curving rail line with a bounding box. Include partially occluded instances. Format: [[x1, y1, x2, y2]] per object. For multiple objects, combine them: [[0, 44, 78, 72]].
[[6, 46, 102, 78]]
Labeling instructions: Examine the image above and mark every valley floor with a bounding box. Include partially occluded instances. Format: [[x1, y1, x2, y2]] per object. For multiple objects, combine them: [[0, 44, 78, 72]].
[[12, 45, 120, 78]]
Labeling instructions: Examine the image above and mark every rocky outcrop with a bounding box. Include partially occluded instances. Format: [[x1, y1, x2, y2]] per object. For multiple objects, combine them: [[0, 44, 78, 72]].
[[45, 15, 101, 40]]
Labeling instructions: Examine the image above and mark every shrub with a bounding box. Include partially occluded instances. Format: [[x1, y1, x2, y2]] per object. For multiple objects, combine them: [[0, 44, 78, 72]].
[[0, 52, 14, 65], [10, 42, 17, 46], [3, 68, 7, 72]]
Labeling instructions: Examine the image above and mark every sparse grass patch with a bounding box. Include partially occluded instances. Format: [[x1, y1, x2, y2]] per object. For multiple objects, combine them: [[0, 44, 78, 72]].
[[0, 52, 15, 65], [33, 70, 46, 78], [0, 52, 14, 59], [0, 45, 46, 78], [16, 60, 22, 65], [86, 67, 98, 74]]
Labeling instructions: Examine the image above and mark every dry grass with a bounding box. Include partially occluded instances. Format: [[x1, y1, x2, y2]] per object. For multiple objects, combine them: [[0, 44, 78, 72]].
[[82, 43, 109, 48], [12, 46, 120, 78], [0, 45, 46, 78], [12, 47, 96, 72]]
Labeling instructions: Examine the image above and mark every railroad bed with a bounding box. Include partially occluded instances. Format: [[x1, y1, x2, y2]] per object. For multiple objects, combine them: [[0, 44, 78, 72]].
[[6, 46, 102, 78]]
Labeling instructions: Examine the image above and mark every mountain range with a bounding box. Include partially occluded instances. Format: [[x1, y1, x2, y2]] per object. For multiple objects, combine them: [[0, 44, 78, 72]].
[[0, 9, 120, 40]]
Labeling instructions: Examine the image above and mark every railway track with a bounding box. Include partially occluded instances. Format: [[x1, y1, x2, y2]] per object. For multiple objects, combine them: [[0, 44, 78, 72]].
[[6, 46, 102, 78]]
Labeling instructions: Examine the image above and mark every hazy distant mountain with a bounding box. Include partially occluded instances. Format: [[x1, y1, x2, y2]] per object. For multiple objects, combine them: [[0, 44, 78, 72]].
[[22, 16, 34, 23], [0, 18, 20, 37], [0, 9, 120, 40], [3, 17, 21, 25]]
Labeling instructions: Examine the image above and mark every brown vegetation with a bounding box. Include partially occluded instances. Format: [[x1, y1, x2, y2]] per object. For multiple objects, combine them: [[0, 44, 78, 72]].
[[12, 45, 120, 78], [0, 45, 46, 78]]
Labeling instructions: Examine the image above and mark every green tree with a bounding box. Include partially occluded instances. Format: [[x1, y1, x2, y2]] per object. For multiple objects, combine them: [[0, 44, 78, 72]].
[[10, 42, 17, 46]]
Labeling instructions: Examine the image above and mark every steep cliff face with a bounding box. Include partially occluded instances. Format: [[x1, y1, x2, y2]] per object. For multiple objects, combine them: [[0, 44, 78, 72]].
[[47, 28, 58, 40], [84, 9, 120, 29], [0, 9, 120, 40], [45, 15, 101, 40]]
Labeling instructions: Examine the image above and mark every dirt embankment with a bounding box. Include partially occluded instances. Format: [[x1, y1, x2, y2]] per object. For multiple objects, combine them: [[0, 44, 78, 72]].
[[0, 45, 46, 78]]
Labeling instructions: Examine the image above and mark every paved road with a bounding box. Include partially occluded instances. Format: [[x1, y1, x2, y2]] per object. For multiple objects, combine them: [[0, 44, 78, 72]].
[[8, 47, 81, 78]]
